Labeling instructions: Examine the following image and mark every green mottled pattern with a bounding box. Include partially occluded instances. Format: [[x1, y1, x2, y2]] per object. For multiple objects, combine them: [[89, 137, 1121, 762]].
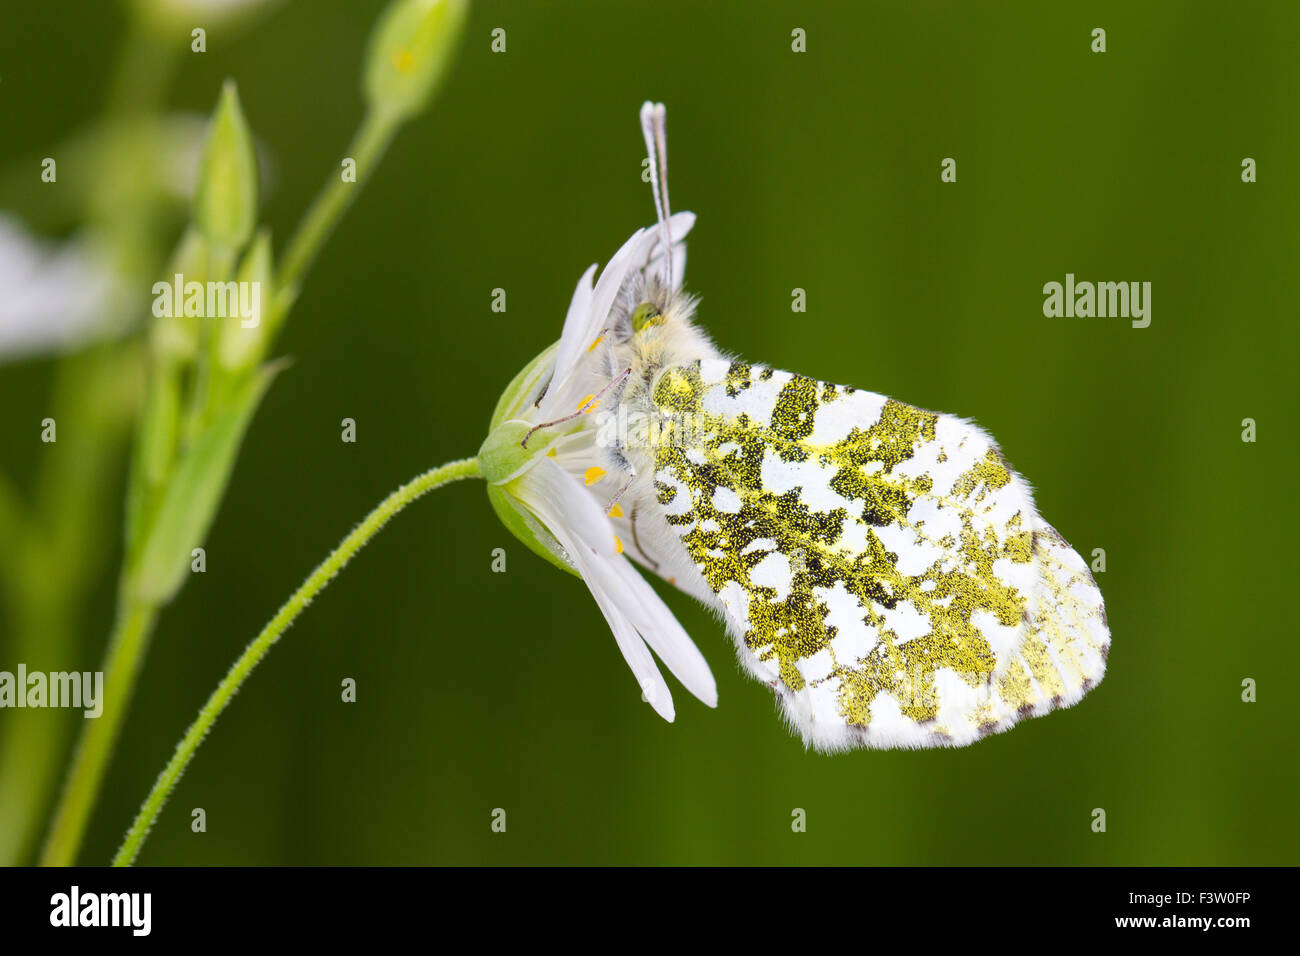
[[650, 360, 1109, 748]]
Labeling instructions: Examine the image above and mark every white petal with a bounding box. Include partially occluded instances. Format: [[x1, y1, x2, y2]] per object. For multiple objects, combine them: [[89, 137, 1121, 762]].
[[585, 228, 655, 347], [516, 460, 675, 719], [646, 241, 688, 294], [540, 228, 649, 419], [541, 263, 597, 406], [670, 243, 687, 292], [517, 459, 714, 717], [516, 458, 615, 561], [605, 556, 717, 707], [540, 212, 697, 419], [582, 565, 676, 722], [661, 210, 695, 248], [641, 212, 694, 292]]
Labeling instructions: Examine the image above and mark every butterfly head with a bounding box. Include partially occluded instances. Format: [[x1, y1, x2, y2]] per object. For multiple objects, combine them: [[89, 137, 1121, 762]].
[[631, 301, 664, 332]]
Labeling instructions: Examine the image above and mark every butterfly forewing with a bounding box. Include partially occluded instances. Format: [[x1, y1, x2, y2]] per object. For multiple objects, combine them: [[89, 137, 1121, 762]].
[[649, 358, 1109, 751]]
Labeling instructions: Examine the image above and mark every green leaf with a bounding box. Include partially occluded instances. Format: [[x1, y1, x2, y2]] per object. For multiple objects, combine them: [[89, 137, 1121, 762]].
[[124, 363, 182, 556], [128, 362, 283, 605]]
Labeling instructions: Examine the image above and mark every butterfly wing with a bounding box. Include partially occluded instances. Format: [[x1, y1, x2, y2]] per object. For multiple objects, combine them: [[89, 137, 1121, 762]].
[[647, 358, 1109, 750]]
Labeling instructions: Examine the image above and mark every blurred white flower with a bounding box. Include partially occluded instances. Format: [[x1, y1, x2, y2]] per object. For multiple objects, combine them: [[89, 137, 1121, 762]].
[[0, 111, 270, 363], [141, 0, 278, 25], [0, 215, 128, 362]]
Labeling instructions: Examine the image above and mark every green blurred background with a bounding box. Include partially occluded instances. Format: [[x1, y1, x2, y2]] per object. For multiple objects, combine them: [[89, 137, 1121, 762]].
[[1, 0, 1297, 865]]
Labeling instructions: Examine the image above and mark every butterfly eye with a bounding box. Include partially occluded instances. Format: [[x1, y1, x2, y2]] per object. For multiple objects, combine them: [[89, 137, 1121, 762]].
[[631, 302, 663, 332]]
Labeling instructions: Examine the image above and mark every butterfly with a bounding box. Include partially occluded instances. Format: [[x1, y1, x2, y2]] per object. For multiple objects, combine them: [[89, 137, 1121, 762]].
[[479, 103, 1109, 750]]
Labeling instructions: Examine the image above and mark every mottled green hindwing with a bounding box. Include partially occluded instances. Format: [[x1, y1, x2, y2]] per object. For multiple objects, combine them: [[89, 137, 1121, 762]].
[[650, 359, 1109, 750]]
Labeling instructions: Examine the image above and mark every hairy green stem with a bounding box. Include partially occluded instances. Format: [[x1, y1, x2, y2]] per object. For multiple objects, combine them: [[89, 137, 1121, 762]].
[[39, 103, 408, 870], [0, 344, 143, 866], [0, 9, 171, 866], [113, 457, 481, 866], [0, 591, 71, 865], [40, 597, 158, 866]]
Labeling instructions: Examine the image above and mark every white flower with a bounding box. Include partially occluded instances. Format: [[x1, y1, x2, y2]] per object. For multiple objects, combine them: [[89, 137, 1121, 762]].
[[0, 215, 127, 362], [480, 211, 715, 722], [143, 0, 277, 25]]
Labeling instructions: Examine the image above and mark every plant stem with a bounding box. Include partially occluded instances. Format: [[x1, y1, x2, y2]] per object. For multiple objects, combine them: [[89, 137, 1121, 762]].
[[40, 596, 158, 866], [105, 13, 179, 119], [112, 457, 481, 866], [275, 108, 400, 298], [41, 99, 406, 870], [0, 9, 171, 867], [0, 589, 71, 865], [42, 94, 411, 871], [0, 344, 144, 866], [0, 471, 22, 565]]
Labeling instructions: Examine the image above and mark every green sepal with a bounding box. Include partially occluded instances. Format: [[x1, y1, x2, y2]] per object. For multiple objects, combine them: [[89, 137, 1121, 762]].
[[477, 420, 534, 485], [482, 340, 577, 577], [489, 341, 557, 430], [486, 483, 577, 579]]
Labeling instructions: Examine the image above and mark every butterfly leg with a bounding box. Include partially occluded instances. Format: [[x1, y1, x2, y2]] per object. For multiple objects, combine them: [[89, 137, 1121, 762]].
[[605, 472, 634, 512], [629, 503, 660, 572], [522, 367, 631, 448]]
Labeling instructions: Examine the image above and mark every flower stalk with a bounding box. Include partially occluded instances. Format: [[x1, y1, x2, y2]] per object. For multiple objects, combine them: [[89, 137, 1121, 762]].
[[114, 457, 481, 866], [39, 597, 157, 867], [38, 0, 469, 866]]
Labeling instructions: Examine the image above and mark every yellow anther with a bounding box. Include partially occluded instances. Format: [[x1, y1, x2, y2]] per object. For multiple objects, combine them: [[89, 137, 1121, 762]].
[[577, 394, 600, 414], [587, 334, 605, 353], [546, 448, 557, 458], [584, 466, 606, 486], [608, 503, 624, 518], [614, 536, 624, 555]]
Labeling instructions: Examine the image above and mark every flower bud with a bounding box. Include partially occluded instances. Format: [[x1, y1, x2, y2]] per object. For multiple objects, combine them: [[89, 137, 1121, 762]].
[[194, 81, 258, 252], [363, 0, 468, 122], [149, 227, 210, 363], [217, 230, 273, 371]]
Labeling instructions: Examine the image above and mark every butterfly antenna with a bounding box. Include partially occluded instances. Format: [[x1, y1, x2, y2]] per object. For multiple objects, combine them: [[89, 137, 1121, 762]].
[[640, 101, 673, 291]]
